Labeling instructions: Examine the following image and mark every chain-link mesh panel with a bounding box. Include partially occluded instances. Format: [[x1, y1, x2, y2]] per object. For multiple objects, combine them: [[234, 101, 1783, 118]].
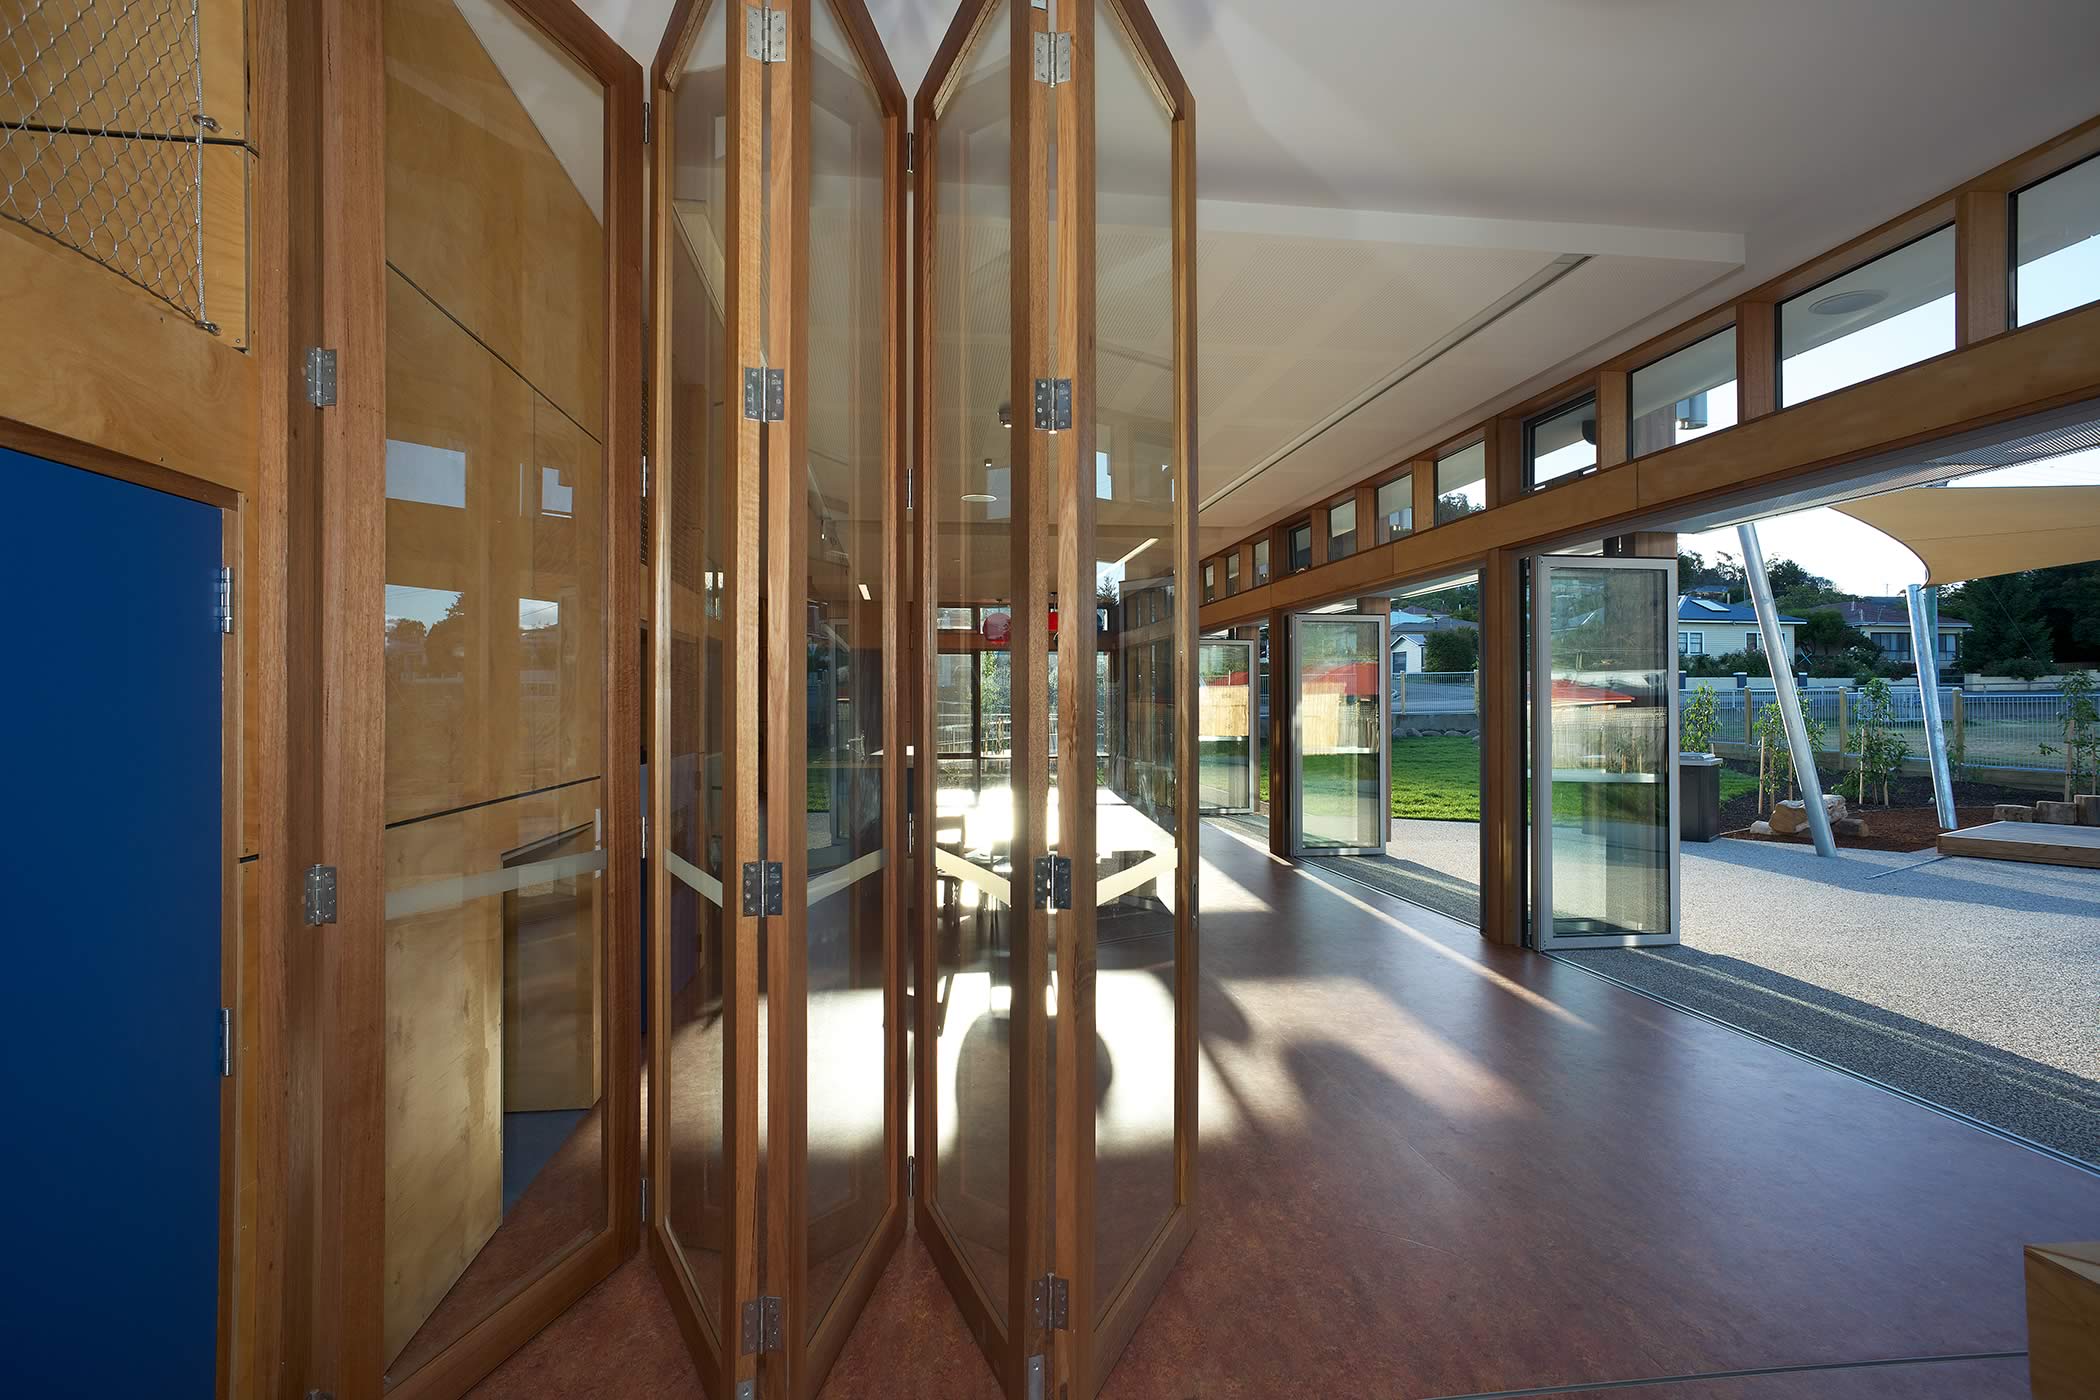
[[1, 0, 209, 327]]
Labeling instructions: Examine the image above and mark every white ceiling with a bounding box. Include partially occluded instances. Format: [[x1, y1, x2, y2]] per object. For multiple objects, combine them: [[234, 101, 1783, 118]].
[[577, 0, 2100, 546]]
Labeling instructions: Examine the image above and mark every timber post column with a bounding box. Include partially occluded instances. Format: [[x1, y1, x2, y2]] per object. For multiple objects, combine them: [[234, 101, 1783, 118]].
[[1479, 549, 1525, 945], [1268, 605, 1292, 857]]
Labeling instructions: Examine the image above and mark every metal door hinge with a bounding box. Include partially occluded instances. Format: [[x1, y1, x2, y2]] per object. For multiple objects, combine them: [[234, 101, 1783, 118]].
[[303, 864, 338, 926], [1032, 1274, 1069, 1331], [641, 453, 650, 498], [905, 131, 916, 175], [1025, 1354, 1046, 1400], [739, 1295, 783, 1354], [742, 365, 785, 421], [214, 565, 234, 634], [640, 1177, 649, 1223], [304, 347, 338, 407], [741, 860, 783, 916], [1032, 32, 1072, 86], [1033, 377, 1072, 431], [218, 1007, 234, 1078], [736, 1384, 755, 1400], [906, 1153, 916, 1197], [642, 99, 652, 144], [1033, 854, 1072, 910], [745, 5, 786, 61]]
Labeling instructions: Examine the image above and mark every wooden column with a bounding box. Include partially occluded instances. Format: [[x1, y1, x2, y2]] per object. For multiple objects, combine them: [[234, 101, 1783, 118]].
[[1478, 548, 1525, 945], [1957, 189, 2012, 347], [1738, 301, 1778, 419], [1595, 369, 1630, 469], [1411, 456, 1436, 533], [1267, 604, 1292, 857], [1486, 417, 1522, 508]]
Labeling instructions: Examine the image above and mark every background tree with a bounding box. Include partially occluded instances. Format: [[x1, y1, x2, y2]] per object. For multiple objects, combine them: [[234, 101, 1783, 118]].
[[1424, 628, 1479, 672], [1848, 675, 1909, 807], [1952, 572, 2054, 677]]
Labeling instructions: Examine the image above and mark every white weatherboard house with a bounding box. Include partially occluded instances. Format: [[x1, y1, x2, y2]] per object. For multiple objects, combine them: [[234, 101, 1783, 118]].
[[1676, 596, 1800, 663]]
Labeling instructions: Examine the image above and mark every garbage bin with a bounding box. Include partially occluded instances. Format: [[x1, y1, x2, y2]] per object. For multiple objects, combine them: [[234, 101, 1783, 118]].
[[1679, 752, 1722, 843]]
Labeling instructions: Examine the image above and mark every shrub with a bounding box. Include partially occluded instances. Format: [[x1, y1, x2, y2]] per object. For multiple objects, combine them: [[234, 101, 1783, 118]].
[[1848, 675, 1909, 807]]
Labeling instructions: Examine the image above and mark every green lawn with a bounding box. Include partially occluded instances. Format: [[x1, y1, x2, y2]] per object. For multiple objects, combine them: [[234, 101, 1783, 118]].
[[1260, 735, 1755, 824]]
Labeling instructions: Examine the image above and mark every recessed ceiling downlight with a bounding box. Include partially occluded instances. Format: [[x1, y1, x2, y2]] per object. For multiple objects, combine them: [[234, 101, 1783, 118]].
[[1808, 288, 1887, 316]]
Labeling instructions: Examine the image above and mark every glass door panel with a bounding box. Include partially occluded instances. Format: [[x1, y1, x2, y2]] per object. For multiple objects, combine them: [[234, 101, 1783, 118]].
[[1085, 0, 1184, 1344], [649, 2, 756, 1395], [655, 0, 739, 1360], [1529, 555, 1679, 950], [1290, 614, 1390, 856], [919, 0, 1023, 1346], [379, 0, 614, 1382], [1197, 641, 1256, 814], [794, 0, 905, 1369]]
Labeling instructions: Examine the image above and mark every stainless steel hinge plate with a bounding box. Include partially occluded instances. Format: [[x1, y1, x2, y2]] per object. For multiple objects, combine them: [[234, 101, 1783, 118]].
[[1033, 854, 1072, 910], [1032, 32, 1071, 85], [739, 1295, 783, 1354], [745, 5, 786, 61], [640, 1176, 649, 1223], [742, 366, 785, 421], [642, 99, 652, 144], [304, 347, 338, 407], [303, 864, 338, 925], [214, 565, 234, 634], [905, 130, 916, 175], [1032, 1274, 1069, 1330], [1025, 1354, 1045, 1400], [741, 860, 783, 916], [218, 1007, 234, 1078], [906, 1152, 916, 1197], [1033, 376, 1072, 431]]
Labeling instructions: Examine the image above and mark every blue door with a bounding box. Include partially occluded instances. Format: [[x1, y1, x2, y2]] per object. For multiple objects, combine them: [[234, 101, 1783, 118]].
[[0, 447, 224, 1395]]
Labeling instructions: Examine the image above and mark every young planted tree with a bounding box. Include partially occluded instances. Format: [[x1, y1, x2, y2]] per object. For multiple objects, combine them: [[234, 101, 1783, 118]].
[[1752, 699, 1826, 812], [1848, 675, 1909, 807], [2038, 669, 2100, 801], [1681, 682, 1719, 756]]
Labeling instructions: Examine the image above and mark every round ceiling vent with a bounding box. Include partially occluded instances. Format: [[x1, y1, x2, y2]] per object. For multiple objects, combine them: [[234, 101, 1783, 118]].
[[1807, 288, 1887, 316]]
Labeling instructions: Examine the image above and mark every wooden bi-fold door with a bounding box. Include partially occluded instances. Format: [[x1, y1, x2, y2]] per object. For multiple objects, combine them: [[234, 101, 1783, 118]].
[[914, 2, 1198, 1395], [646, 3, 909, 1397]]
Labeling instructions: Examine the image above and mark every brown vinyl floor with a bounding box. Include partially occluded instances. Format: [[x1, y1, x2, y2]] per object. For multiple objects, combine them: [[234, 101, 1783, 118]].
[[471, 821, 2099, 1398]]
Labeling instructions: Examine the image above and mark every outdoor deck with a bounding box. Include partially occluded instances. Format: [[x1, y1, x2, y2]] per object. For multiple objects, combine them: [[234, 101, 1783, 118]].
[[1939, 819, 2100, 869]]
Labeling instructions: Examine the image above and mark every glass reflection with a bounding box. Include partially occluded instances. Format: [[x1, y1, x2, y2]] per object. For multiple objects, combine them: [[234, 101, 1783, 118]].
[[1197, 641, 1256, 813], [661, 0, 732, 1333], [929, 0, 1016, 1320], [1091, 0, 1180, 1320], [802, 0, 891, 1339], [380, 0, 607, 1379], [1292, 617, 1385, 853]]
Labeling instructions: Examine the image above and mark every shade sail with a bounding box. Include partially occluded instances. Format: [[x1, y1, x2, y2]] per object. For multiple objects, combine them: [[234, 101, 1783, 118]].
[[1832, 485, 2100, 585]]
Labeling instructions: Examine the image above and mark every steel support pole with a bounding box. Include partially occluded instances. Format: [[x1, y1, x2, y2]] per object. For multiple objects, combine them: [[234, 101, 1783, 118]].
[[1907, 583, 1959, 829], [1738, 524, 1837, 856]]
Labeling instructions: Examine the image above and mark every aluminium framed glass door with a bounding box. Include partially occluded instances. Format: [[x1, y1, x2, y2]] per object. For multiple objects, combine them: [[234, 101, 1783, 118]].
[[1197, 640, 1257, 814], [1529, 554, 1680, 950], [1289, 613, 1391, 857], [648, 2, 908, 1397]]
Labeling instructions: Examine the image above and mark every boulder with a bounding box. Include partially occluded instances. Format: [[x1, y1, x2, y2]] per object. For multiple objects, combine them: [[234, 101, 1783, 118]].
[[1770, 794, 1849, 835], [1833, 817, 1869, 838], [1994, 803, 2034, 822], [2036, 800, 2081, 825]]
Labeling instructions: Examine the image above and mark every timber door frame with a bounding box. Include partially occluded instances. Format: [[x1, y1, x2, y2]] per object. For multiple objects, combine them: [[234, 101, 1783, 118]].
[[912, 1, 1053, 1392], [767, 2, 911, 1395], [307, 1, 644, 1396], [646, 3, 762, 1398]]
